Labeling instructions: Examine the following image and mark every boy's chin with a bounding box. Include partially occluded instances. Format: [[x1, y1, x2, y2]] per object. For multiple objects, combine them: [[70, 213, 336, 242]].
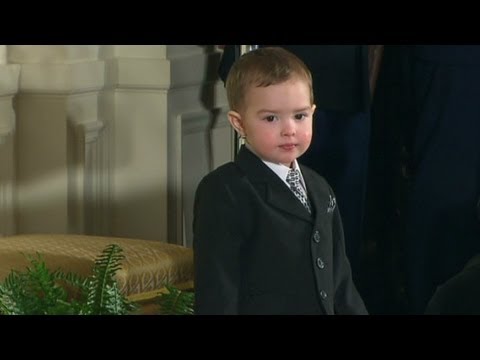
[[278, 157, 298, 167]]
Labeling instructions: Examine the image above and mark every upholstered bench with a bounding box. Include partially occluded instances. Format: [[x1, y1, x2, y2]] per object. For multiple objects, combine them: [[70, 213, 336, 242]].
[[0, 234, 194, 313]]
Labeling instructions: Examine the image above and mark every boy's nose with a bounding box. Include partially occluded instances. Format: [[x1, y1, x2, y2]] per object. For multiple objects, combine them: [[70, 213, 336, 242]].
[[281, 120, 296, 136]]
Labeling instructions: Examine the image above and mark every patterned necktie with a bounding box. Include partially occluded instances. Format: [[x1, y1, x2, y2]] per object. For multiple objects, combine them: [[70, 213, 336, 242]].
[[286, 169, 311, 213]]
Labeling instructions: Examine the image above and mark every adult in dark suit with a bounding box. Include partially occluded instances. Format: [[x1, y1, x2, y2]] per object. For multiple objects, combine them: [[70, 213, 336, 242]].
[[425, 253, 480, 315], [425, 198, 480, 314], [370, 45, 480, 314], [194, 47, 367, 314], [218, 45, 372, 287]]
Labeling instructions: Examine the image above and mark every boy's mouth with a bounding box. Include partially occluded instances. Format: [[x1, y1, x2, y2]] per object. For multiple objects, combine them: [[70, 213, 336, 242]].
[[279, 144, 297, 151]]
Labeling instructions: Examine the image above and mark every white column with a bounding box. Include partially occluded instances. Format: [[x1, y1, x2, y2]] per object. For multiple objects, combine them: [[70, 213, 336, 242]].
[[103, 45, 170, 242], [9, 45, 106, 235], [104, 45, 231, 245], [0, 45, 20, 237], [166, 46, 231, 246], [6, 45, 233, 245]]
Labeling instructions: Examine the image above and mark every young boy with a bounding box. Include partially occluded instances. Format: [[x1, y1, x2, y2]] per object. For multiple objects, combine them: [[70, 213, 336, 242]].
[[193, 47, 367, 315]]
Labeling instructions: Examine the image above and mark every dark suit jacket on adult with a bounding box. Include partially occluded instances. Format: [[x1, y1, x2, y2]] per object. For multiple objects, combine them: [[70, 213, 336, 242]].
[[193, 146, 367, 315], [425, 254, 480, 315], [371, 45, 480, 314]]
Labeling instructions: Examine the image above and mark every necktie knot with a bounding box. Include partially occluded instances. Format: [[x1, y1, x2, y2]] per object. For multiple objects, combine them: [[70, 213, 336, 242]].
[[286, 169, 311, 213], [286, 169, 301, 186]]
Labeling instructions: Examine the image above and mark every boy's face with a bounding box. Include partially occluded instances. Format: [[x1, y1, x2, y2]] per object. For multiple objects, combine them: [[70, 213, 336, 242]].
[[228, 78, 315, 167]]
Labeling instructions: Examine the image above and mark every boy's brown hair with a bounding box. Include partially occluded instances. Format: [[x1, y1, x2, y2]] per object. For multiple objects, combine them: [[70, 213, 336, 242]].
[[225, 47, 314, 113]]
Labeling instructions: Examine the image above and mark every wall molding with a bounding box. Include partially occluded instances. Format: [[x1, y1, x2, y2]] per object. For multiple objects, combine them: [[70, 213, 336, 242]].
[[168, 109, 213, 246], [0, 61, 20, 236], [4, 45, 232, 245], [0, 64, 20, 144], [17, 61, 105, 95], [105, 51, 222, 91], [66, 92, 106, 236], [0, 151, 14, 237]]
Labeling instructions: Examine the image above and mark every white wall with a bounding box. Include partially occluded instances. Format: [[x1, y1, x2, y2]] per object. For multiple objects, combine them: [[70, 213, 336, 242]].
[[9, 45, 105, 235], [0, 45, 231, 246]]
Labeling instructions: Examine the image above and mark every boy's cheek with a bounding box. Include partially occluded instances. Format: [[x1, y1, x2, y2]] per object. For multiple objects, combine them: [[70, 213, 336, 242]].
[[301, 130, 313, 142]]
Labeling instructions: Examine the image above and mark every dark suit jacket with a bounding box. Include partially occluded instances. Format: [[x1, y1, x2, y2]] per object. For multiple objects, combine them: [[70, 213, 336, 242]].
[[425, 254, 480, 315], [410, 45, 480, 65], [193, 146, 367, 315], [371, 45, 480, 314]]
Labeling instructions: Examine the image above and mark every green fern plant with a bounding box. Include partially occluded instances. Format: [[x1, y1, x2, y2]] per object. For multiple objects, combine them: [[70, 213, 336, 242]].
[[83, 244, 135, 315], [0, 243, 195, 315], [0, 254, 79, 315], [157, 284, 194, 315], [0, 244, 136, 315]]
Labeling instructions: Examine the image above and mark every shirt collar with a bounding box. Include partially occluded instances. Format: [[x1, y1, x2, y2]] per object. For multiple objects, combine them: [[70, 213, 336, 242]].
[[245, 143, 307, 189]]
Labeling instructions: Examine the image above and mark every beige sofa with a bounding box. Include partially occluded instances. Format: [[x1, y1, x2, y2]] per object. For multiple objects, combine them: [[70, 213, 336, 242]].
[[0, 233, 194, 314]]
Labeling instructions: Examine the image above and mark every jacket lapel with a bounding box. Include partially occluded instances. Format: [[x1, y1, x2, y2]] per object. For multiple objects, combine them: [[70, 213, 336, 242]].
[[235, 146, 313, 223], [300, 165, 323, 215]]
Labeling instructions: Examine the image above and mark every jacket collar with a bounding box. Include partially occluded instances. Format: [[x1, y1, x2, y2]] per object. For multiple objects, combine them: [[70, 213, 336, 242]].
[[235, 146, 313, 223]]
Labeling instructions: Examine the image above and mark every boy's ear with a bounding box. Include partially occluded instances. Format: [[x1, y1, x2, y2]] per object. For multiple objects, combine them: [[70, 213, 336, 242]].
[[228, 111, 245, 137], [311, 104, 316, 115]]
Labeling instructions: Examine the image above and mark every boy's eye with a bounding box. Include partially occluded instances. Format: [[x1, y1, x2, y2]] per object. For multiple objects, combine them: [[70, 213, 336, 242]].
[[264, 115, 276, 122], [294, 113, 308, 120]]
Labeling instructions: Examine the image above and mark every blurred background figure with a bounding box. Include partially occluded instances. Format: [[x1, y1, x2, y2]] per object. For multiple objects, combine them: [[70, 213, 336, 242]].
[[368, 45, 480, 314], [425, 198, 480, 315], [425, 252, 480, 315]]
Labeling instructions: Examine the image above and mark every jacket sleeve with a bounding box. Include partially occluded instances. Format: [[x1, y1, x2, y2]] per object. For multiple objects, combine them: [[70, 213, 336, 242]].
[[330, 189, 369, 315], [193, 175, 244, 314]]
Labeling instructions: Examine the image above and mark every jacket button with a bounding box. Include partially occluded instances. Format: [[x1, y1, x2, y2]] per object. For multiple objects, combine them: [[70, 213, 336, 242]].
[[320, 290, 328, 300], [401, 164, 412, 179], [316, 257, 325, 269], [313, 231, 320, 243]]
